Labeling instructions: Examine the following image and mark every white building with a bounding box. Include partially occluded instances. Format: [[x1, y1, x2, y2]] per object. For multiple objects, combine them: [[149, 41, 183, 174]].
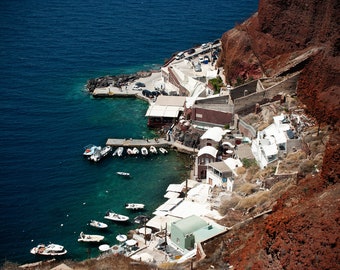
[[251, 114, 295, 169], [206, 158, 243, 192]]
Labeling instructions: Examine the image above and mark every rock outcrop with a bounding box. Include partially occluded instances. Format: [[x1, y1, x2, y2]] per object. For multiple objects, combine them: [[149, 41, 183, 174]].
[[213, 0, 340, 269]]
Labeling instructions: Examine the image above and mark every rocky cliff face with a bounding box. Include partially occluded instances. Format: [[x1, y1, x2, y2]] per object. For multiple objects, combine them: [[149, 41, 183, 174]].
[[213, 0, 340, 269]]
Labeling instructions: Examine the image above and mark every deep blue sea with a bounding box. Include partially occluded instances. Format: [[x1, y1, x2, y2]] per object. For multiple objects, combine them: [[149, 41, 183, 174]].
[[0, 0, 258, 265]]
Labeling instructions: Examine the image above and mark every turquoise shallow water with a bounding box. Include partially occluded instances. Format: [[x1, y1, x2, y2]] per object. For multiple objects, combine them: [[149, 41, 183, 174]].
[[0, 0, 258, 264]]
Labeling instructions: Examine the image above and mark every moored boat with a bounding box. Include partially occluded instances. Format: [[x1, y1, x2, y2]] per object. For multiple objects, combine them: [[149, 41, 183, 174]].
[[104, 210, 129, 222], [30, 243, 67, 256], [159, 147, 168, 154], [141, 147, 148, 156], [100, 145, 112, 157], [83, 144, 101, 157], [125, 203, 145, 210], [112, 146, 124, 157], [90, 149, 102, 162], [132, 147, 139, 155], [78, 232, 104, 242], [89, 220, 108, 229], [149, 145, 158, 154]]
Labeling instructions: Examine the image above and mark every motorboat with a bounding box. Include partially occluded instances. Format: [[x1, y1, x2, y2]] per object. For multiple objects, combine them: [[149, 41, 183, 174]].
[[78, 232, 104, 242], [112, 147, 124, 157], [159, 147, 168, 154], [125, 203, 145, 210], [30, 243, 67, 256], [90, 149, 102, 162], [104, 210, 129, 222], [149, 145, 158, 154], [100, 146, 112, 158], [89, 220, 108, 229], [116, 171, 130, 177], [141, 147, 148, 156], [126, 147, 139, 155], [83, 144, 101, 157]]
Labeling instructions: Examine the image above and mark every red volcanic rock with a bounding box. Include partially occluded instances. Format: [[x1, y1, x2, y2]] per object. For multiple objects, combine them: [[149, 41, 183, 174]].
[[210, 0, 340, 269]]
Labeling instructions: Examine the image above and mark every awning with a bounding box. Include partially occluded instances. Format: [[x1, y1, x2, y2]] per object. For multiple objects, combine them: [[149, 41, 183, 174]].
[[145, 105, 183, 118]]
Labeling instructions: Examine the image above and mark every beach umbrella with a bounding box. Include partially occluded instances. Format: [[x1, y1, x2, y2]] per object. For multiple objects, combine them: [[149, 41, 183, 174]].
[[116, 234, 127, 242], [138, 227, 152, 235], [98, 244, 110, 252], [126, 239, 137, 246]]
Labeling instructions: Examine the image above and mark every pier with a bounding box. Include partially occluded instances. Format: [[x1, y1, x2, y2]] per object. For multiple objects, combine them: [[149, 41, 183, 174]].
[[106, 138, 198, 155], [106, 138, 170, 148]]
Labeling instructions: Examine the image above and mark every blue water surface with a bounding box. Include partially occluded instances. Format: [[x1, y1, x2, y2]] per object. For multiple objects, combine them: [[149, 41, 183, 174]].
[[0, 0, 258, 264]]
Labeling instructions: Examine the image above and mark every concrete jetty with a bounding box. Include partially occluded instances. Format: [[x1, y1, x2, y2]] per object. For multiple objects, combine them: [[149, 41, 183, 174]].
[[106, 138, 198, 155], [106, 138, 170, 148]]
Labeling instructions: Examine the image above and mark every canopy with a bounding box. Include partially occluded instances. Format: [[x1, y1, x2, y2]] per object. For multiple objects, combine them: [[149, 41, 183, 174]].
[[98, 244, 110, 252], [201, 127, 226, 142], [126, 239, 137, 246], [197, 145, 218, 157], [138, 227, 152, 235], [116, 234, 127, 242]]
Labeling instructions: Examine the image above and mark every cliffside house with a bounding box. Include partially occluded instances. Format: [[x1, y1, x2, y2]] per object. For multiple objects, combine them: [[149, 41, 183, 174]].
[[197, 146, 218, 180], [206, 158, 243, 192], [251, 114, 300, 169]]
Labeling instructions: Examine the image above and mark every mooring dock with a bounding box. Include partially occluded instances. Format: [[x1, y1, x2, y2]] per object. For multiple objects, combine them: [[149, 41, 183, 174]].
[[106, 138, 171, 148], [106, 138, 198, 155]]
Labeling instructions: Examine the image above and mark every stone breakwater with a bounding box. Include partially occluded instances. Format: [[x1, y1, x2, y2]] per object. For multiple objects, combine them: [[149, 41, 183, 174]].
[[86, 70, 153, 92]]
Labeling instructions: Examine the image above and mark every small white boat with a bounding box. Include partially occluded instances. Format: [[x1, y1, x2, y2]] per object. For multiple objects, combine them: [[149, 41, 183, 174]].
[[112, 147, 124, 157], [104, 210, 129, 222], [132, 147, 139, 155], [126, 148, 133, 155], [100, 146, 112, 157], [30, 243, 67, 256], [78, 232, 104, 242], [141, 147, 148, 156], [149, 145, 158, 154], [159, 147, 168, 154], [89, 220, 108, 229], [90, 149, 102, 162], [83, 144, 101, 157], [125, 203, 145, 210], [116, 171, 130, 177]]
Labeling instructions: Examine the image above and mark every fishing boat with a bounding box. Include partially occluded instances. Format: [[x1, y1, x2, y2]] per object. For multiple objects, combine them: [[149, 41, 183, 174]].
[[78, 232, 104, 242], [89, 220, 108, 229], [112, 146, 124, 157], [30, 243, 67, 256], [125, 203, 145, 210], [83, 144, 101, 157], [141, 147, 148, 156], [149, 145, 158, 154], [116, 171, 130, 177], [104, 210, 129, 222], [159, 147, 168, 154]]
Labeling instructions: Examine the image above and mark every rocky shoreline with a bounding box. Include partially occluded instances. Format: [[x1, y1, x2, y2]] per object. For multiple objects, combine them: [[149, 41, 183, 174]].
[[86, 70, 154, 93]]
